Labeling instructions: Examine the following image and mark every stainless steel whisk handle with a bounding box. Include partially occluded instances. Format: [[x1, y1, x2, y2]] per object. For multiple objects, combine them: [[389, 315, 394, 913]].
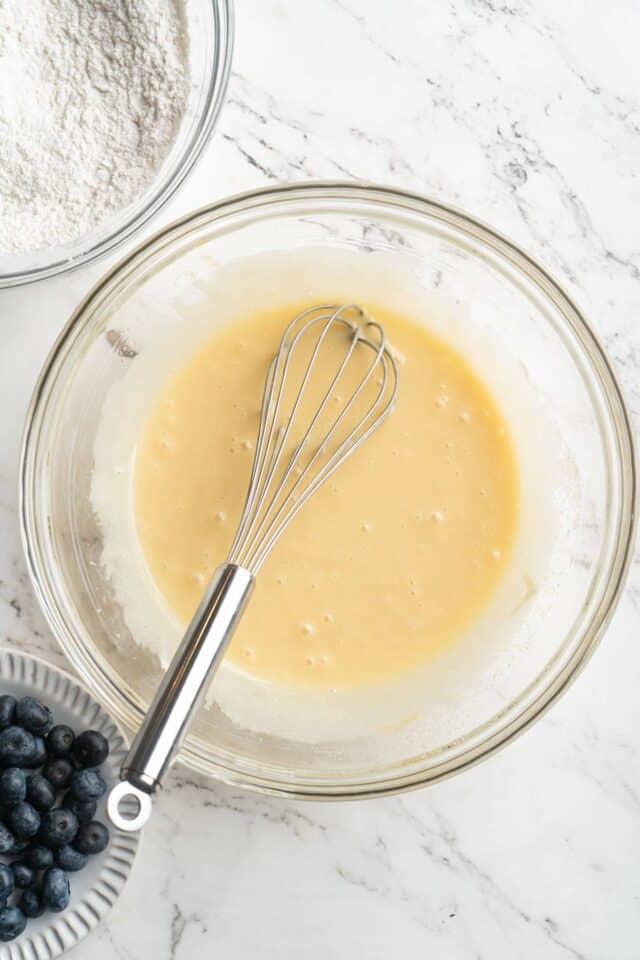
[[108, 564, 254, 832]]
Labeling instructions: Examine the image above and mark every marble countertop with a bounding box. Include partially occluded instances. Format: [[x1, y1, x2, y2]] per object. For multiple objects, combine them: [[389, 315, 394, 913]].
[[1, 1, 639, 957]]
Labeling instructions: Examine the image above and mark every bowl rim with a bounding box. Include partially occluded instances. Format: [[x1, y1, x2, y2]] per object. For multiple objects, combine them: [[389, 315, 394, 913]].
[[19, 181, 638, 799], [0, 0, 234, 290]]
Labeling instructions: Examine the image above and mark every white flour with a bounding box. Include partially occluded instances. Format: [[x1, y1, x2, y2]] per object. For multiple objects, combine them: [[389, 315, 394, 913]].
[[0, 0, 189, 255]]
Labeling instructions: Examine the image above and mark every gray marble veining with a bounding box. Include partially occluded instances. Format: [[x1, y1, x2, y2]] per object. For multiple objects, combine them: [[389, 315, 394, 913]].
[[0, 1, 638, 957]]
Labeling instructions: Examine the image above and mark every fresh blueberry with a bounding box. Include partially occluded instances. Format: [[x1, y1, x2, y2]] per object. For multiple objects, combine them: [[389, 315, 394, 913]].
[[73, 819, 109, 855], [69, 768, 107, 802], [0, 864, 14, 900], [25, 843, 54, 870], [72, 730, 109, 768], [30, 736, 47, 768], [0, 768, 27, 805], [0, 696, 16, 731], [41, 868, 70, 913], [62, 791, 97, 825], [15, 697, 52, 736], [6, 802, 40, 841], [26, 773, 56, 812], [56, 844, 88, 872], [42, 758, 73, 791], [47, 724, 75, 759], [39, 808, 79, 849], [9, 839, 30, 855], [10, 862, 35, 889], [0, 825, 14, 854], [0, 727, 37, 768], [20, 887, 44, 919], [0, 905, 27, 941]]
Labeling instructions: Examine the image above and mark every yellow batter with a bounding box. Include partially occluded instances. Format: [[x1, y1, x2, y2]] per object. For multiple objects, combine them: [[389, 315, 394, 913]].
[[133, 303, 518, 689]]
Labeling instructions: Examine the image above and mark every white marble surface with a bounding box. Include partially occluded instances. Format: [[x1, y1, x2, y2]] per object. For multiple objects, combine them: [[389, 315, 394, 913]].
[[1, 1, 639, 957]]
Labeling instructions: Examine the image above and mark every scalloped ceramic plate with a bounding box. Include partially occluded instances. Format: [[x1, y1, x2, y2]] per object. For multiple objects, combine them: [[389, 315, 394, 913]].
[[0, 648, 139, 959]]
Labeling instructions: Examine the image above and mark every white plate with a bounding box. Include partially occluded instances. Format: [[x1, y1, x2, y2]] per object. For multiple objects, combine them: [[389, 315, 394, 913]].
[[0, 648, 139, 959]]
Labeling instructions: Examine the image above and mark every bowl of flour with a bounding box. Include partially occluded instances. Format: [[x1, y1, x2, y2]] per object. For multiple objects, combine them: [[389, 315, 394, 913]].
[[0, 0, 233, 288]]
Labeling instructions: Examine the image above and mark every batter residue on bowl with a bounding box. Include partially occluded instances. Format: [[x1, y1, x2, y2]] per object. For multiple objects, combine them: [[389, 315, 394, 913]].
[[132, 301, 518, 689]]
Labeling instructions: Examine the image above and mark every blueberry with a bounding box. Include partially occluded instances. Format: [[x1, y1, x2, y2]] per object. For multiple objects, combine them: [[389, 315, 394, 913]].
[[26, 774, 56, 812], [0, 768, 27, 805], [74, 820, 109, 855], [0, 696, 16, 731], [47, 724, 75, 758], [0, 727, 37, 768], [41, 868, 70, 913], [25, 843, 54, 869], [40, 808, 79, 849], [42, 758, 74, 791], [56, 844, 88, 872], [30, 736, 47, 768], [0, 905, 27, 941], [72, 730, 109, 768], [15, 697, 52, 736], [70, 768, 107, 802], [10, 862, 35, 889], [9, 839, 30, 855], [0, 825, 14, 854], [20, 887, 44, 919], [62, 791, 97, 825], [6, 802, 40, 841], [0, 864, 14, 900]]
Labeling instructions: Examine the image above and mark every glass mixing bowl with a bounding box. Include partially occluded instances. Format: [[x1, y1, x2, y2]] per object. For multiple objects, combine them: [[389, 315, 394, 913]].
[[0, 0, 233, 289], [20, 183, 636, 798]]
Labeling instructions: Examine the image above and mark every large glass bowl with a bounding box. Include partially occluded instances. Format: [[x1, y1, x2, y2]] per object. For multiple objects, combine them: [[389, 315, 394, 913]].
[[0, 0, 233, 289], [20, 183, 636, 798]]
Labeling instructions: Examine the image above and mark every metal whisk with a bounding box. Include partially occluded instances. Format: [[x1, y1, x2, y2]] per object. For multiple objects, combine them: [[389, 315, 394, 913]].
[[108, 305, 398, 831]]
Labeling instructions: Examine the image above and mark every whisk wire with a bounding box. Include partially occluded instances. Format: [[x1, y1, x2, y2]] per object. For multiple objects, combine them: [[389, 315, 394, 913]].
[[249, 359, 396, 572], [227, 305, 336, 561], [247, 322, 394, 572], [236, 308, 363, 568], [227, 303, 399, 574], [228, 304, 351, 565]]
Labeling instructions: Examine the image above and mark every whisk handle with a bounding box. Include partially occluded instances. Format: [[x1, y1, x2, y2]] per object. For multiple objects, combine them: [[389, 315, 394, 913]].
[[108, 564, 254, 831]]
